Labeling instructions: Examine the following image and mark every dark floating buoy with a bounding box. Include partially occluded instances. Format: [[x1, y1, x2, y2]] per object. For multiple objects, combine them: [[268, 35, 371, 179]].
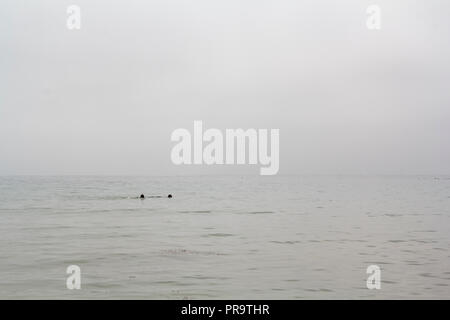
[[140, 194, 145, 199], [168, 194, 173, 198]]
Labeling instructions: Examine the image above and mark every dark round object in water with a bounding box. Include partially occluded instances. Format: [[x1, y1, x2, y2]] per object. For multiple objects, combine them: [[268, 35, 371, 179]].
[[140, 194, 145, 199], [168, 194, 172, 198]]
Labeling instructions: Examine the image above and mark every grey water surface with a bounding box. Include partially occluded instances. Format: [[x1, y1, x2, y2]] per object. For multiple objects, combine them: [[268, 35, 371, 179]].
[[0, 175, 449, 299]]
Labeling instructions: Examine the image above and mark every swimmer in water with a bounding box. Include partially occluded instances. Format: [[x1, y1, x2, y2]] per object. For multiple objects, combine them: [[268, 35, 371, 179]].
[[138, 194, 172, 199]]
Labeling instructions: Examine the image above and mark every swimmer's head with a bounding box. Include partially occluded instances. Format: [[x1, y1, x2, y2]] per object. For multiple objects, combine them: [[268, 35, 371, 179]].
[[168, 194, 172, 198], [140, 194, 145, 199]]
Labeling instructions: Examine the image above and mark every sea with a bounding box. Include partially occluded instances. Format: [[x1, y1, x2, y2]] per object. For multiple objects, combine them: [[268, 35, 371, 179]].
[[0, 175, 449, 299]]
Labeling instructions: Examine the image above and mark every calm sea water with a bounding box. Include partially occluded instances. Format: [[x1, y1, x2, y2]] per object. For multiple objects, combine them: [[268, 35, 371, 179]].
[[0, 175, 449, 299]]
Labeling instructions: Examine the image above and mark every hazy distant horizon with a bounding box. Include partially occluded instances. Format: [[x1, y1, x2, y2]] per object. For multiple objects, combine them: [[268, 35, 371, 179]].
[[1, 173, 450, 178]]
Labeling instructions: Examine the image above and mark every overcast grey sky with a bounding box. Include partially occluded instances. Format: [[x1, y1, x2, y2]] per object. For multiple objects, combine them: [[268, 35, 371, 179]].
[[0, 0, 449, 175]]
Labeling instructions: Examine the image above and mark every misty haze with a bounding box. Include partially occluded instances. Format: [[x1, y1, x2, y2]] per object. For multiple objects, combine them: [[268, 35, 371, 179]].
[[0, 0, 449, 300]]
